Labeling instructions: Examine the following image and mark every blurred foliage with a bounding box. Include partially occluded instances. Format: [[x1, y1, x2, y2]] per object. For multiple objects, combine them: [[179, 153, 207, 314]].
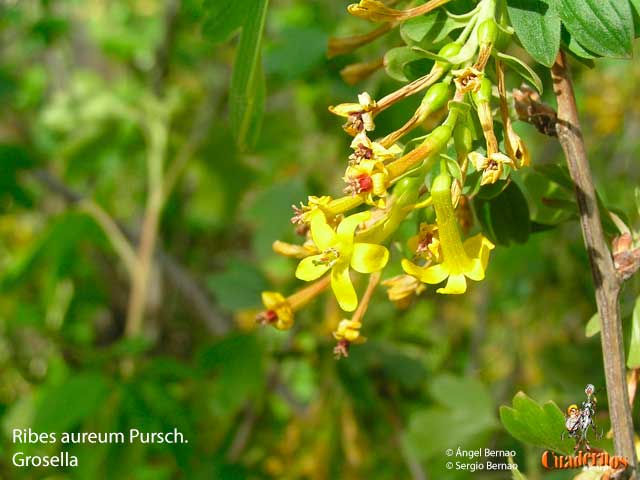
[[0, 1, 639, 479]]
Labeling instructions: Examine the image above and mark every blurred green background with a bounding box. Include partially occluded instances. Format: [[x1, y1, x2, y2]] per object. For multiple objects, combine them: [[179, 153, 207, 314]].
[[1, 0, 639, 479]]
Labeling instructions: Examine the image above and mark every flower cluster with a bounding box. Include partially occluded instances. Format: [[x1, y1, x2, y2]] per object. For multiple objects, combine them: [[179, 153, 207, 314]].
[[256, 0, 534, 357]]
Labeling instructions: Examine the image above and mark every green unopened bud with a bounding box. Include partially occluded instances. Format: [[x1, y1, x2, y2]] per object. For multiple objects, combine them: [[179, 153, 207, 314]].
[[431, 171, 452, 197], [477, 18, 497, 45], [394, 177, 422, 208], [454, 121, 473, 155], [436, 42, 462, 70], [472, 78, 492, 105], [421, 82, 451, 114], [429, 124, 453, 153]]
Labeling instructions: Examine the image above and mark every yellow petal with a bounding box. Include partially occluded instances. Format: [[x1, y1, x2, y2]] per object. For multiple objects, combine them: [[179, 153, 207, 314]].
[[310, 210, 336, 251], [332, 264, 358, 312], [329, 102, 362, 118], [402, 259, 449, 285], [437, 273, 467, 294], [351, 243, 389, 273], [463, 234, 495, 270], [468, 152, 487, 171], [261, 291, 286, 310], [337, 210, 371, 239], [296, 255, 332, 281], [465, 258, 485, 281]]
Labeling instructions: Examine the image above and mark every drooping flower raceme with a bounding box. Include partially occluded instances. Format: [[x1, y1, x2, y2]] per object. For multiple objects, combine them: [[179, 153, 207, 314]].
[[402, 171, 494, 294], [295, 210, 389, 311]]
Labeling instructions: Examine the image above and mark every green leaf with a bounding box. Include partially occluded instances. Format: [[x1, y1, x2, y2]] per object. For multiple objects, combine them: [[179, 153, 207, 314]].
[[506, 0, 561, 67], [384, 46, 428, 82], [627, 297, 640, 368], [586, 312, 601, 337], [500, 391, 574, 455], [404, 375, 497, 461], [400, 9, 467, 47], [229, 0, 269, 151], [198, 333, 266, 413], [207, 259, 268, 311], [474, 181, 531, 246], [554, 0, 633, 58], [494, 51, 543, 94], [561, 25, 600, 61], [201, 0, 246, 44], [33, 373, 110, 433]]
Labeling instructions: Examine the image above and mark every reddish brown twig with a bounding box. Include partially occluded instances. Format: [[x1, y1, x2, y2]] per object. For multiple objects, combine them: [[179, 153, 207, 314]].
[[551, 50, 637, 478]]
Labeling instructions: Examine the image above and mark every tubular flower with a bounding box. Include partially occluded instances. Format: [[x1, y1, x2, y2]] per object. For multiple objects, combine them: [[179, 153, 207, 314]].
[[452, 67, 484, 94], [469, 151, 514, 186], [295, 210, 389, 311], [402, 172, 494, 294], [343, 159, 390, 207], [334, 318, 365, 343], [257, 277, 331, 330], [329, 92, 376, 135], [349, 132, 400, 165], [258, 292, 294, 330], [291, 195, 333, 225], [382, 274, 426, 309], [333, 319, 366, 358], [408, 223, 441, 262]]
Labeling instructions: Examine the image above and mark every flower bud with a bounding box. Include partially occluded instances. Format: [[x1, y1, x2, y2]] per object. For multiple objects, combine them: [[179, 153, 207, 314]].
[[431, 170, 452, 196], [429, 124, 454, 153], [436, 42, 462, 70], [477, 18, 497, 45], [393, 177, 422, 208], [473, 78, 492, 105], [421, 82, 451, 114], [454, 121, 473, 155]]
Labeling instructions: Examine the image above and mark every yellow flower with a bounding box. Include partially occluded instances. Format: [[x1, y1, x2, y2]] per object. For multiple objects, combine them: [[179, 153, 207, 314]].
[[333, 318, 365, 343], [295, 210, 389, 311], [452, 67, 484, 94], [402, 172, 494, 294], [291, 195, 333, 225], [349, 131, 400, 165], [408, 223, 441, 262], [258, 292, 294, 330], [328, 92, 376, 135], [272, 240, 317, 259], [257, 277, 331, 330], [343, 158, 389, 207], [469, 151, 514, 185], [381, 274, 426, 309]]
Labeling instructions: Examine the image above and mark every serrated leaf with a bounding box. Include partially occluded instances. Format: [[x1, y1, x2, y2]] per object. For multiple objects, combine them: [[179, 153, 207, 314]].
[[627, 297, 640, 368], [554, 0, 633, 58], [384, 46, 427, 82], [229, 0, 269, 151], [586, 312, 601, 337], [506, 0, 561, 67], [500, 391, 574, 455], [201, 0, 246, 44], [495, 51, 543, 94]]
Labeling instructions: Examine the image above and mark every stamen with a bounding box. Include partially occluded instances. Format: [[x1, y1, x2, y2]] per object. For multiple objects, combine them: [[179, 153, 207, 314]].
[[312, 248, 340, 267]]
